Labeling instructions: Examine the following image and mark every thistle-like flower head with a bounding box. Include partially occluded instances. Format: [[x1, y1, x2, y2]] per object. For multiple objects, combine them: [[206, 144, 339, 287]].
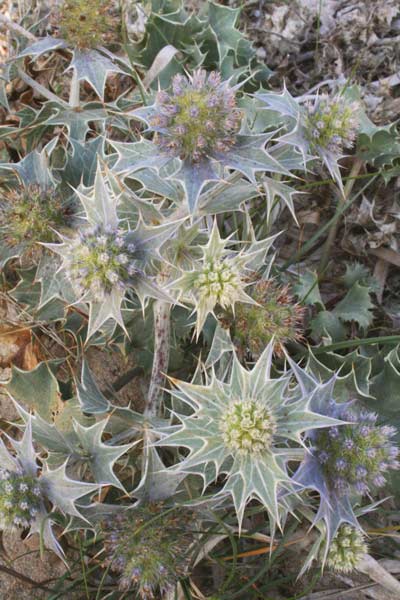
[[0, 184, 73, 267], [292, 370, 399, 556], [313, 405, 399, 497], [63, 224, 140, 302], [155, 341, 344, 529], [256, 87, 361, 190], [150, 69, 241, 162], [173, 222, 276, 336], [0, 419, 99, 558], [325, 525, 367, 573], [57, 0, 119, 49], [129, 71, 290, 213], [102, 504, 196, 599], [0, 468, 41, 530], [305, 95, 359, 155], [232, 279, 305, 359], [15, 2, 123, 99], [46, 166, 176, 339]]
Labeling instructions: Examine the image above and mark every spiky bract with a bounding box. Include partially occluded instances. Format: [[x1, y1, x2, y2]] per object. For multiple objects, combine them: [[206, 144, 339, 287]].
[[0, 469, 41, 529], [173, 222, 274, 336], [102, 504, 196, 599], [58, 0, 119, 49], [156, 341, 344, 528], [314, 405, 399, 496], [46, 166, 175, 338], [232, 280, 305, 358], [326, 525, 367, 573], [306, 95, 359, 155], [150, 69, 241, 162]]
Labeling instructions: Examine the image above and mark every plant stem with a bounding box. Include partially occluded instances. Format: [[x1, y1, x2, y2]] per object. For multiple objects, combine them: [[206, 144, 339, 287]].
[[17, 68, 69, 107], [318, 157, 363, 275], [0, 13, 37, 42], [145, 300, 171, 418], [69, 69, 80, 108]]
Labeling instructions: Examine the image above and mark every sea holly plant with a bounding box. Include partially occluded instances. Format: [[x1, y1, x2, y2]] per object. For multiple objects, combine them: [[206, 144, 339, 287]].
[[256, 87, 360, 189], [11, 0, 125, 103], [172, 221, 277, 336], [291, 364, 400, 556], [155, 342, 345, 529], [128, 68, 292, 213], [0, 419, 99, 558], [45, 165, 177, 339], [1, 1, 400, 597]]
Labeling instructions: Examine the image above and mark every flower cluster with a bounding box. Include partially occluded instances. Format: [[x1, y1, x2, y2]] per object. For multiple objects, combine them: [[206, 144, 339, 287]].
[[220, 400, 276, 455], [150, 69, 241, 161], [194, 258, 241, 310], [232, 280, 305, 358], [57, 0, 119, 49], [314, 406, 399, 496], [0, 468, 41, 529], [64, 225, 139, 302], [0, 184, 71, 260], [305, 95, 359, 155], [326, 525, 367, 573], [102, 504, 195, 599]]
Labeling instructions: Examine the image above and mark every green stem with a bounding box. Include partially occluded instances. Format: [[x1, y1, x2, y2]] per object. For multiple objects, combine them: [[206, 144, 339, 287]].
[[318, 157, 364, 276]]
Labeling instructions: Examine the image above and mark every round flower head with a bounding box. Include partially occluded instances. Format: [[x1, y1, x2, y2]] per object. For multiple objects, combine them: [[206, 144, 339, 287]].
[[150, 69, 242, 162], [220, 400, 276, 455], [232, 280, 305, 359], [57, 0, 120, 49], [0, 469, 42, 530], [102, 504, 196, 599], [305, 95, 359, 155], [0, 184, 73, 265], [326, 525, 367, 573], [313, 406, 399, 497], [63, 224, 140, 302]]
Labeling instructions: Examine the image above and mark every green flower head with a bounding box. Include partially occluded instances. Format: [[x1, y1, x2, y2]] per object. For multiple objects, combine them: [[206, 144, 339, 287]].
[[326, 525, 367, 573], [173, 222, 276, 337]]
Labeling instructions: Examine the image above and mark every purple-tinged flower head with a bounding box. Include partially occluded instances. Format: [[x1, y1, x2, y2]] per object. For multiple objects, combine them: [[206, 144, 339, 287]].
[[305, 95, 359, 155], [0, 469, 42, 530], [326, 525, 367, 573], [150, 69, 242, 162], [313, 405, 399, 497], [64, 225, 140, 302], [102, 503, 197, 599]]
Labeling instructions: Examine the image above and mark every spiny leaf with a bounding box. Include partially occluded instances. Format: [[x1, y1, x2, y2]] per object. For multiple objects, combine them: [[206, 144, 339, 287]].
[[332, 282, 374, 329]]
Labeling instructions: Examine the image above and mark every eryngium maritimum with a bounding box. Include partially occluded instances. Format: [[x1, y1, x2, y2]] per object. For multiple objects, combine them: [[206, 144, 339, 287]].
[[326, 525, 367, 573], [156, 341, 343, 528], [102, 504, 195, 599], [150, 69, 241, 162], [314, 405, 399, 496], [173, 222, 275, 336], [232, 279, 305, 359], [0, 469, 41, 529], [63, 224, 139, 302], [305, 95, 359, 155], [0, 184, 73, 266], [57, 0, 119, 49]]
